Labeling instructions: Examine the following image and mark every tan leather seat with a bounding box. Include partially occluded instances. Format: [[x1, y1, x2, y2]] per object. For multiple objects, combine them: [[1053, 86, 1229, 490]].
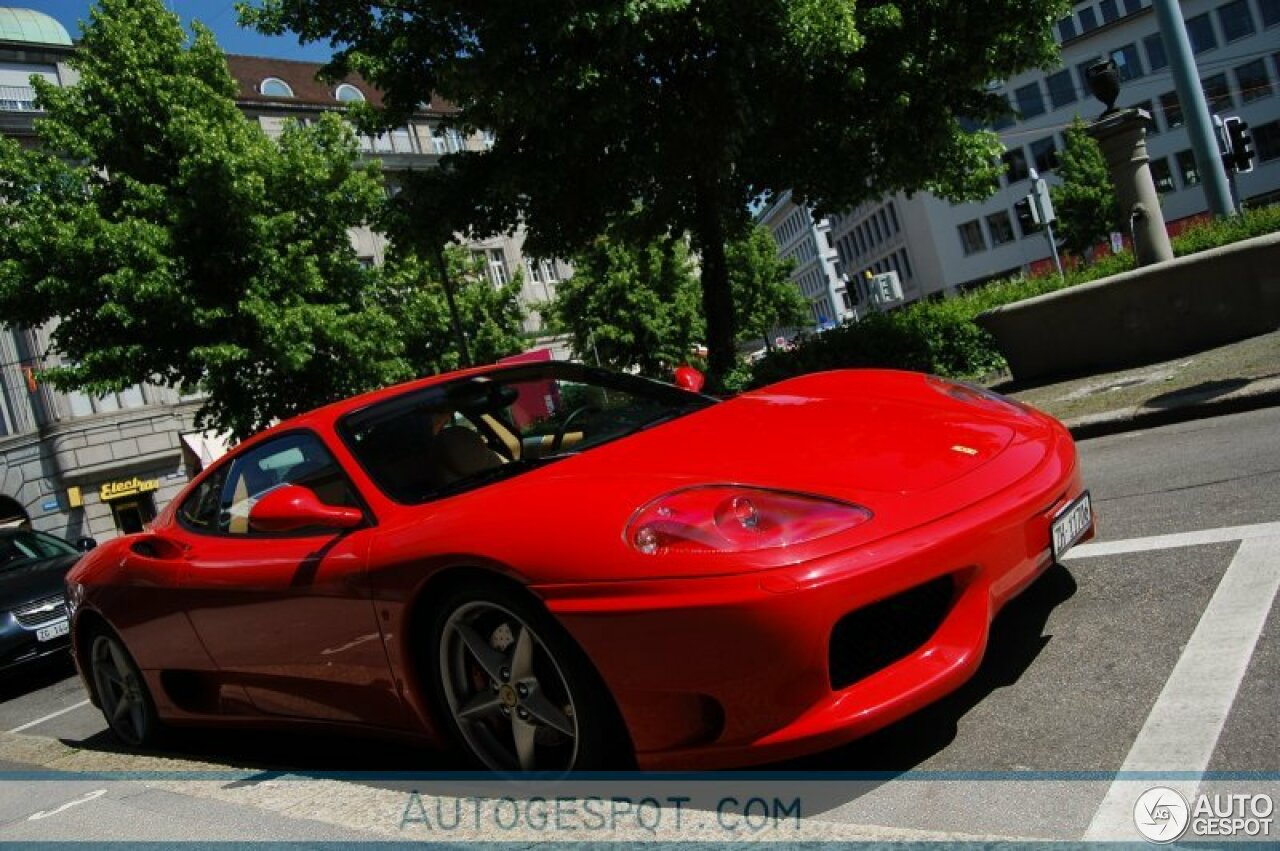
[[430, 426, 505, 485]]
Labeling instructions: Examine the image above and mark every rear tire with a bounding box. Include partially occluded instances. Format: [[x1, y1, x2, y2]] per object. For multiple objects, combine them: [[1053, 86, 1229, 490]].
[[426, 579, 629, 772], [88, 628, 162, 748]]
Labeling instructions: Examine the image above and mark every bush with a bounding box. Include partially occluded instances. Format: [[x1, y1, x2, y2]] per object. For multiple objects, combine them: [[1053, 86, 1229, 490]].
[[743, 204, 1280, 389]]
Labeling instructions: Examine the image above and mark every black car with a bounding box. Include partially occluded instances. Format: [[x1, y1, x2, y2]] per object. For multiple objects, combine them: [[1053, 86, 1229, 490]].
[[0, 529, 92, 672]]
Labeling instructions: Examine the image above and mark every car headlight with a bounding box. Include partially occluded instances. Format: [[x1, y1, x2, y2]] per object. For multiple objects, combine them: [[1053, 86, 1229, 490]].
[[625, 486, 872, 555]]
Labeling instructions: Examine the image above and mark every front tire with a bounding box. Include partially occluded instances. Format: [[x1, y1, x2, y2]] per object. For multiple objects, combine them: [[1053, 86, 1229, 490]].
[[428, 580, 626, 772], [88, 629, 161, 747]]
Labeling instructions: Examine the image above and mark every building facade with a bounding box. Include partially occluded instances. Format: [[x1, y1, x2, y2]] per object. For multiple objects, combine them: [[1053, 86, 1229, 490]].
[[766, 0, 1280, 309]]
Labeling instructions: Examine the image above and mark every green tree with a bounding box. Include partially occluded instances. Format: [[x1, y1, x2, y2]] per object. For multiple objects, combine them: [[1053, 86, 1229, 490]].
[[546, 232, 703, 377], [728, 224, 807, 349], [244, 0, 1066, 387], [0, 0, 455, 438], [1052, 117, 1122, 259], [379, 246, 525, 375]]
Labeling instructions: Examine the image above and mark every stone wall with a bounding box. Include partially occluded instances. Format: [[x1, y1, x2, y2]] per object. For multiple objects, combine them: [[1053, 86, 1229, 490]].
[[976, 232, 1280, 382]]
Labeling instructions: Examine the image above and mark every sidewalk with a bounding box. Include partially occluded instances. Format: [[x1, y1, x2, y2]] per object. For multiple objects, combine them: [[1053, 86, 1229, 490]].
[[986, 329, 1280, 439]]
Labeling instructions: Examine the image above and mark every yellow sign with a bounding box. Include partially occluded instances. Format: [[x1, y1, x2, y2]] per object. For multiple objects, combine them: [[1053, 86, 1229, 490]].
[[100, 477, 160, 502]]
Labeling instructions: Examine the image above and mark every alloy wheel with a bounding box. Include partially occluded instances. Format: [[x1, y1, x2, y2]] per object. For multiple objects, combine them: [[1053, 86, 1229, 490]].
[[439, 601, 579, 771], [90, 633, 151, 746]]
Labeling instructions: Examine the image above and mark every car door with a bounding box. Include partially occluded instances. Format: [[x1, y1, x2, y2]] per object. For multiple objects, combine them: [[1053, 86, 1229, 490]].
[[178, 430, 406, 729]]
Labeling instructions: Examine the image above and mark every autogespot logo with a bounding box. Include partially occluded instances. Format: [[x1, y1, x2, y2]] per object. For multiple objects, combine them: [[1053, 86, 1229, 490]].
[[1134, 787, 1190, 843]]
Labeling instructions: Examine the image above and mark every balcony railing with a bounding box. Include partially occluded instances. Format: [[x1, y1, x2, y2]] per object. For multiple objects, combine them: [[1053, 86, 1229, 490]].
[[0, 85, 38, 112]]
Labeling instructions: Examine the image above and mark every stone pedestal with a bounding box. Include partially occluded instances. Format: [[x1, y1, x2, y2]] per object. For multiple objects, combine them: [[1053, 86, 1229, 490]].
[[1087, 108, 1174, 266]]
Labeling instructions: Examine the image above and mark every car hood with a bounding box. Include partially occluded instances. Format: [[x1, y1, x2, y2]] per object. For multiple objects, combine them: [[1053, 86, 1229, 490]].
[[605, 376, 1020, 495], [0, 554, 78, 612]]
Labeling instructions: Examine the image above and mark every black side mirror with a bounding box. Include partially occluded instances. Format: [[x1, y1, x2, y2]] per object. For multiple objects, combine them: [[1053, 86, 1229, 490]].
[[74, 537, 97, 553]]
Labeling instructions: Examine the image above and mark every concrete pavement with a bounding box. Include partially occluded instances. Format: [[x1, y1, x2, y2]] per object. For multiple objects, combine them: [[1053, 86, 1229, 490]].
[[991, 328, 1280, 438]]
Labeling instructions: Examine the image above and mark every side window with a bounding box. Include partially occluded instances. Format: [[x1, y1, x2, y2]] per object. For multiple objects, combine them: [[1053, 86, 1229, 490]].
[[219, 432, 359, 535], [178, 465, 231, 532]]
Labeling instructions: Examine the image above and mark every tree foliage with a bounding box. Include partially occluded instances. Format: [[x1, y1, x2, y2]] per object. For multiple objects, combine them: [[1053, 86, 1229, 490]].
[[377, 246, 525, 376], [243, 0, 1068, 386], [0, 0, 519, 438], [545, 231, 704, 377], [1051, 117, 1122, 259], [727, 224, 807, 347]]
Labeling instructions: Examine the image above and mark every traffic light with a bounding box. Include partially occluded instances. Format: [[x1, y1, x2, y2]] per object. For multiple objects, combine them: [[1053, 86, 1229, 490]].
[[1014, 196, 1040, 235], [1223, 117, 1254, 174]]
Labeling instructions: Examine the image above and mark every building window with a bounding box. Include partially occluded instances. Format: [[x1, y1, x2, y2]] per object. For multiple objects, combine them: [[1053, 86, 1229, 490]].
[[1160, 91, 1184, 128], [1046, 69, 1077, 109], [335, 83, 366, 103], [1144, 33, 1168, 71], [1261, 0, 1280, 27], [1201, 73, 1234, 113], [1015, 82, 1046, 119], [872, 215, 883, 244], [1185, 14, 1218, 54], [1030, 136, 1058, 173], [1111, 44, 1144, 82], [1149, 157, 1176, 193], [487, 249, 509, 286], [1123, 0, 1145, 14], [1058, 16, 1078, 41], [259, 77, 294, 97], [1176, 150, 1201, 187], [1256, 120, 1280, 161], [887, 202, 899, 234], [1235, 59, 1273, 102], [1003, 147, 1030, 183], [958, 220, 987, 255], [1133, 99, 1158, 133], [898, 249, 914, 280], [987, 211, 1016, 246], [1080, 6, 1099, 31], [991, 94, 1015, 130], [1100, 0, 1120, 24], [1217, 0, 1256, 41]]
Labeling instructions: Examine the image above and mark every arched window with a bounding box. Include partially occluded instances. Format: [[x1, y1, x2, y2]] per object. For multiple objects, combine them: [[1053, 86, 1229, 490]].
[[259, 77, 294, 98], [335, 83, 366, 103]]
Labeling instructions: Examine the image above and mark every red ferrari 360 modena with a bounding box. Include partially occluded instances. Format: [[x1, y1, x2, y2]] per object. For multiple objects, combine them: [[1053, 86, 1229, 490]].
[[66, 362, 1093, 771]]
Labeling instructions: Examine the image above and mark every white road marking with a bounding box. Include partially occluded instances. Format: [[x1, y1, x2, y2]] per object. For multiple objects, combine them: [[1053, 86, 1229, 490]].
[[27, 788, 107, 821], [1068, 521, 1280, 558], [6, 699, 92, 734], [1083, 535, 1280, 840]]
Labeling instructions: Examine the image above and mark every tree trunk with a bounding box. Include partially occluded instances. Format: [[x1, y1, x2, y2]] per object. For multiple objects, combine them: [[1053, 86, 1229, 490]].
[[693, 183, 736, 391]]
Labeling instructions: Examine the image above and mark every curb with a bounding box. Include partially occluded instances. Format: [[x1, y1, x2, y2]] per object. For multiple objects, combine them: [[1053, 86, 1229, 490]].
[[1063, 381, 1280, 440]]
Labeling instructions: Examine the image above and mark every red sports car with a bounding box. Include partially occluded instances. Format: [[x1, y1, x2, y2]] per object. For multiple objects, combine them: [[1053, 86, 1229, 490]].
[[66, 362, 1092, 771]]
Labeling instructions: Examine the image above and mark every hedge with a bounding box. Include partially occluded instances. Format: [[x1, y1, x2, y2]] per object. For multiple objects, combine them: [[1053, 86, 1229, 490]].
[[734, 203, 1280, 391]]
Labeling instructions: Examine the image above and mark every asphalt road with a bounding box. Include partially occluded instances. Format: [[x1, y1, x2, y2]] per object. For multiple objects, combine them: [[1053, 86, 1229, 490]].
[[2, 406, 1277, 842]]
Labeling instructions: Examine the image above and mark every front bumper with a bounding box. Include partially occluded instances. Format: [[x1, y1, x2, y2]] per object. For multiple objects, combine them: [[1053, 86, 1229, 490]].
[[1, 610, 71, 672], [536, 428, 1090, 769]]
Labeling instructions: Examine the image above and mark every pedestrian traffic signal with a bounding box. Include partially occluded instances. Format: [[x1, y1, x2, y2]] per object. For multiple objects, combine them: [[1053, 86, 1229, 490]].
[[1223, 117, 1254, 174]]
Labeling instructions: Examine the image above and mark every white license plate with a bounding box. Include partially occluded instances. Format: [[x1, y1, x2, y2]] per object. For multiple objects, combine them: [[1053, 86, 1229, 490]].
[[1051, 491, 1092, 560], [36, 619, 69, 642]]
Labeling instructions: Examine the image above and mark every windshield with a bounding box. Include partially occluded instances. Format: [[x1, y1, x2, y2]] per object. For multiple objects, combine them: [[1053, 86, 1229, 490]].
[[340, 362, 715, 504], [0, 529, 78, 572]]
